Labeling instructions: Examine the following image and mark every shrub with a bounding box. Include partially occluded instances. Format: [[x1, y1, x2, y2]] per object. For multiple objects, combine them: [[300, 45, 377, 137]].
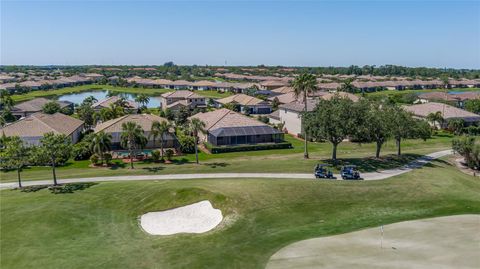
[[72, 142, 92, 160], [258, 116, 269, 124], [464, 126, 480, 136], [151, 150, 161, 162], [204, 142, 292, 154], [165, 149, 174, 161], [103, 153, 112, 165], [90, 154, 100, 165], [178, 134, 196, 153]]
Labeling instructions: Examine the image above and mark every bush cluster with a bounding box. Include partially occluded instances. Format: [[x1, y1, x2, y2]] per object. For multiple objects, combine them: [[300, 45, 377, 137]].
[[204, 142, 292, 154]]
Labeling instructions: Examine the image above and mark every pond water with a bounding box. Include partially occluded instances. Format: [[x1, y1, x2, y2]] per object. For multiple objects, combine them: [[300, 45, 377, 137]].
[[57, 90, 161, 108]]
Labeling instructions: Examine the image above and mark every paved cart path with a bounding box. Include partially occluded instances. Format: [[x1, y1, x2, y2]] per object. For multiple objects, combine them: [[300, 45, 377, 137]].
[[0, 150, 452, 189]]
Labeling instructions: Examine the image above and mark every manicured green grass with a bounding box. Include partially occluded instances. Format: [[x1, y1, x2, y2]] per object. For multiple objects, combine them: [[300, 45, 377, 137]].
[[366, 87, 480, 97], [10, 85, 232, 102], [1, 159, 478, 269], [0, 133, 453, 182]]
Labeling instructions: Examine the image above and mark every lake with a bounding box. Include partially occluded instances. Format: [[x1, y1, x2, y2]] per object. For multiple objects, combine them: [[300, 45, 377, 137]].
[[57, 90, 161, 108]]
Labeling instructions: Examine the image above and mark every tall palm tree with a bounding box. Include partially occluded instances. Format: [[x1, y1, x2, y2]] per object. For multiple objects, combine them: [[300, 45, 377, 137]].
[[135, 94, 150, 109], [90, 131, 112, 164], [291, 73, 319, 159], [150, 120, 172, 161], [426, 111, 444, 129], [100, 104, 125, 121], [0, 91, 14, 110], [188, 118, 206, 164], [83, 95, 98, 105], [120, 122, 146, 169]]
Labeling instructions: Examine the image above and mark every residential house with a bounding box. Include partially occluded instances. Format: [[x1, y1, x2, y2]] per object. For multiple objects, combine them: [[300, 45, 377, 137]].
[[160, 90, 206, 111], [215, 94, 272, 114], [169, 80, 192, 90], [190, 80, 216, 91], [189, 108, 284, 146], [91, 96, 139, 112], [271, 86, 294, 95], [278, 100, 318, 136], [417, 92, 480, 108], [11, 97, 73, 118], [268, 92, 301, 104], [0, 112, 84, 145], [93, 114, 177, 149], [260, 80, 288, 90], [404, 102, 480, 127], [317, 92, 360, 102]]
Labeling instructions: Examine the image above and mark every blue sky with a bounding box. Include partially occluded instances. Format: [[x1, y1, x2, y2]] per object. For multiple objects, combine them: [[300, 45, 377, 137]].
[[1, 0, 479, 68]]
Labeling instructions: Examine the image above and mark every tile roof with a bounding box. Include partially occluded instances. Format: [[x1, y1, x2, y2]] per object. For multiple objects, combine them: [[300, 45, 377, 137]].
[[271, 86, 294, 94], [319, 92, 360, 102], [13, 98, 71, 112], [189, 108, 267, 131], [161, 90, 203, 99], [0, 112, 84, 137], [216, 94, 266, 106], [404, 102, 480, 120], [94, 114, 168, 133], [91, 96, 138, 109], [279, 99, 318, 113], [418, 92, 480, 102], [268, 92, 302, 104]]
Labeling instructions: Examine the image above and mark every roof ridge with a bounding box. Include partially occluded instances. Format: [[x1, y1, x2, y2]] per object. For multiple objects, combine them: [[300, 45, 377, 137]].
[[97, 114, 128, 132], [208, 109, 232, 131], [30, 113, 59, 134]]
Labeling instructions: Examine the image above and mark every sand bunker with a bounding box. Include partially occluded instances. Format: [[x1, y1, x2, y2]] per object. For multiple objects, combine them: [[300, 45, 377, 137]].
[[140, 200, 223, 235]]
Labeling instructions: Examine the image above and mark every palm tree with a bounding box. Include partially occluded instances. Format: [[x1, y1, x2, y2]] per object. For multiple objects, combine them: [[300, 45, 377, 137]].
[[120, 122, 146, 169], [83, 95, 98, 105], [90, 131, 112, 164], [291, 73, 319, 159], [150, 120, 172, 161], [0, 91, 14, 110], [340, 78, 356, 93], [426, 111, 444, 129], [188, 118, 206, 164], [101, 104, 125, 121], [135, 94, 150, 109]]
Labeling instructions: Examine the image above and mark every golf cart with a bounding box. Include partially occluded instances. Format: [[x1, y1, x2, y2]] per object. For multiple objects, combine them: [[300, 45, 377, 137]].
[[340, 165, 361, 180], [314, 164, 334, 179]]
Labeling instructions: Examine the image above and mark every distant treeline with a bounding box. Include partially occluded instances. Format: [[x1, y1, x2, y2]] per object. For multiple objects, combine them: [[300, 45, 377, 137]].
[[1, 64, 479, 79]]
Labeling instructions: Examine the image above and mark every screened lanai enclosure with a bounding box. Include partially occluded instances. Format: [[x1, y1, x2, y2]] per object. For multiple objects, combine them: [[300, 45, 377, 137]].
[[207, 126, 284, 146]]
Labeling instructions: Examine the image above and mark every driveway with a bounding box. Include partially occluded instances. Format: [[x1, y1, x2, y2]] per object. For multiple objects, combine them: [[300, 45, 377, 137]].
[[0, 150, 453, 189]]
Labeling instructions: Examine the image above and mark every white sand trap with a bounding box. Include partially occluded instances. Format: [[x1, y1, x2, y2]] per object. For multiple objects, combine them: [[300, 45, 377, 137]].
[[267, 215, 480, 269], [140, 200, 222, 235]]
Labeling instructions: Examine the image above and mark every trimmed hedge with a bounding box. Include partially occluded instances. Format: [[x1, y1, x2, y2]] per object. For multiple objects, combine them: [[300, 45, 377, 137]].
[[204, 142, 292, 154]]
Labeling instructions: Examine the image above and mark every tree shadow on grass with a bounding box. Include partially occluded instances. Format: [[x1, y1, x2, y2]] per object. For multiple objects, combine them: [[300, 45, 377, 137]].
[[324, 154, 428, 172], [141, 166, 165, 173], [171, 158, 189, 165], [108, 162, 127, 170], [18, 182, 99, 194], [203, 162, 230, 168]]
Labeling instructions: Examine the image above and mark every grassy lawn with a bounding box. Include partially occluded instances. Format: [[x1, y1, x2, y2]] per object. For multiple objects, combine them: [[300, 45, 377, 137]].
[[0, 133, 454, 182], [365, 87, 480, 98], [1, 159, 478, 269], [10, 84, 232, 102]]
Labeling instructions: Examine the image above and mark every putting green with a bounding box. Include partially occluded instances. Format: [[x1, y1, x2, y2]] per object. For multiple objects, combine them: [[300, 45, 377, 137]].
[[267, 215, 480, 269]]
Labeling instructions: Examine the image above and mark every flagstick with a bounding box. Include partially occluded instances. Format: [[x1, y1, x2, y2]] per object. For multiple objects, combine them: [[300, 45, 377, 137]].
[[380, 225, 384, 249]]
